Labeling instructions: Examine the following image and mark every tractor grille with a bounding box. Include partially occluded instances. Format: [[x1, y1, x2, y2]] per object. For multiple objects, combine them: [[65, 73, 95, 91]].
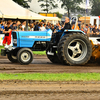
[[13, 32, 17, 46]]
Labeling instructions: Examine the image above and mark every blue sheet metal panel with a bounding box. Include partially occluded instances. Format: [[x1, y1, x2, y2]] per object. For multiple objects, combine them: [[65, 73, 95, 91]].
[[61, 30, 86, 39], [19, 31, 47, 36], [19, 31, 46, 47], [20, 38, 35, 47], [18, 29, 52, 47], [64, 30, 85, 34], [46, 29, 52, 41]]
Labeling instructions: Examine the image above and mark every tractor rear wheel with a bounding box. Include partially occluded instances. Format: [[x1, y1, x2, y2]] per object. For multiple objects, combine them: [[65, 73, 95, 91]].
[[57, 33, 92, 65], [46, 50, 61, 64]]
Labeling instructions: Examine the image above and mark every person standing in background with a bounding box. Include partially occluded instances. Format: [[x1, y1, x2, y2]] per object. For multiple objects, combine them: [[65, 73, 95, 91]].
[[2, 21, 12, 48], [39, 23, 46, 31], [34, 22, 39, 31], [84, 24, 90, 36], [92, 25, 99, 37]]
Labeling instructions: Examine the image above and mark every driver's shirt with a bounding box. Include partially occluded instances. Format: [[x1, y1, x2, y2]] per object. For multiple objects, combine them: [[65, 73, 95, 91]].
[[61, 22, 71, 31]]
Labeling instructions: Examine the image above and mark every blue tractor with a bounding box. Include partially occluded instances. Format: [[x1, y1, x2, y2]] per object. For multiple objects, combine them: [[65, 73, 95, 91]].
[[1, 27, 92, 65]]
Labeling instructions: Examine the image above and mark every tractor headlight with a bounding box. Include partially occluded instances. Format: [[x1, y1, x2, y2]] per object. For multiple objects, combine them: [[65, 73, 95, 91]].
[[13, 39, 17, 44]]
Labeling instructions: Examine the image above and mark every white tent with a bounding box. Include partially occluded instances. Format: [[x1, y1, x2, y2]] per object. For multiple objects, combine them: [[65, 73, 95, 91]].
[[0, 0, 46, 20], [0, 0, 60, 21]]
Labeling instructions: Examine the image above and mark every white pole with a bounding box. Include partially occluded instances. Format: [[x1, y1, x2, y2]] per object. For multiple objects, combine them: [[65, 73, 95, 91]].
[[85, 9, 86, 25], [0, 10, 4, 20], [85, 0, 89, 24]]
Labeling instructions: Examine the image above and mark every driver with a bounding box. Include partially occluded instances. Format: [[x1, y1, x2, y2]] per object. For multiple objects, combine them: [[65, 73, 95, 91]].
[[61, 17, 71, 31], [53, 17, 71, 44]]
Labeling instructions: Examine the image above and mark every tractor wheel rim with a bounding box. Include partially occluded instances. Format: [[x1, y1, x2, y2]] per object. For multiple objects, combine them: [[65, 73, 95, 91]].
[[12, 55, 17, 59], [21, 52, 31, 62], [67, 39, 87, 61]]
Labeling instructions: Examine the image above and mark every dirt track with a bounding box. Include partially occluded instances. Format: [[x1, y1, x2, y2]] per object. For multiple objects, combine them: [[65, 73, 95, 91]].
[[0, 56, 100, 100], [0, 55, 100, 73], [0, 81, 100, 100]]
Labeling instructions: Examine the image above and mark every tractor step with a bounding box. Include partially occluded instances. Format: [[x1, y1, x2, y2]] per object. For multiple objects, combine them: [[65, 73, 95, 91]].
[[47, 51, 54, 55], [53, 46, 57, 48]]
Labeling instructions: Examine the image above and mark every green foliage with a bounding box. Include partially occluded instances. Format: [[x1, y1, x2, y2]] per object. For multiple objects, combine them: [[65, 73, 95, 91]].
[[0, 73, 100, 81], [38, 0, 58, 13], [13, 0, 31, 8], [54, 12, 62, 18], [91, 0, 100, 16], [77, 14, 82, 18], [60, 0, 83, 17]]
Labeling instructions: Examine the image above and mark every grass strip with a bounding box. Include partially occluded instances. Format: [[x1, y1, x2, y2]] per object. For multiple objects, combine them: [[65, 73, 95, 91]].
[[33, 51, 46, 55], [0, 73, 100, 81]]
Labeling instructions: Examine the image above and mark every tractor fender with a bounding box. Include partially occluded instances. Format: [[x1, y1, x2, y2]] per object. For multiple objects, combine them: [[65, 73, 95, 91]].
[[61, 30, 85, 39]]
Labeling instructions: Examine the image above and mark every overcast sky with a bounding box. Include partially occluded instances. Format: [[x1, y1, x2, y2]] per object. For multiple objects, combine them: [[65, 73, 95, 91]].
[[28, 0, 91, 14]]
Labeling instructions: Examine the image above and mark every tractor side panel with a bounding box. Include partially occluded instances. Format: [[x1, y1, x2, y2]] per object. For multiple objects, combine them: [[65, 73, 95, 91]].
[[12, 29, 52, 48]]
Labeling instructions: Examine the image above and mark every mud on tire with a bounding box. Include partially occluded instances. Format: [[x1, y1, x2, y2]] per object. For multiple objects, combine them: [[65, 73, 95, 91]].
[[57, 33, 92, 65]]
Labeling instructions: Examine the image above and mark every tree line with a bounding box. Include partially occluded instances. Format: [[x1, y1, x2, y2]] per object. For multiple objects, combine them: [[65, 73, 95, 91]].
[[13, 0, 100, 17]]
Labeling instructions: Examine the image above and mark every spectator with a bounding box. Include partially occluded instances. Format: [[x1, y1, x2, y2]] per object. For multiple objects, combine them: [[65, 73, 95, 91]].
[[72, 22, 79, 30], [89, 24, 93, 33], [11, 23, 17, 31], [51, 25, 56, 33], [81, 23, 85, 32], [29, 24, 34, 31], [84, 24, 90, 36], [44, 24, 46, 29], [16, 21, 21, 31], [2, 19, 100, 38], [55, 23, 59, 30], [34, 22, 39, 31], [22, 21, 26, 31], [46, 22, 50, 29], [18, 24, 22, 31], [98, 25, 100, 33], [0, 20, 3, 28], [92, 25, 99, 37], [0, 20, 4, 33], [1, 21, 5, 30], [39, 23, 46, 31]]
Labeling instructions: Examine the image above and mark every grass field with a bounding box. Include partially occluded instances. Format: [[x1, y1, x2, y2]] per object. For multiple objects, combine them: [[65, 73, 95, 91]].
[[0, 73, 100, 81]]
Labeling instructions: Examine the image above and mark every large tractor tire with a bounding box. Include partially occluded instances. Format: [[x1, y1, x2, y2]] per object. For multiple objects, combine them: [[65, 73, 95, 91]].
[[46, 50, 61, 64], [7, 49, 18, 63], [17, 48, 33, 65], [57, 33, 92, 65]]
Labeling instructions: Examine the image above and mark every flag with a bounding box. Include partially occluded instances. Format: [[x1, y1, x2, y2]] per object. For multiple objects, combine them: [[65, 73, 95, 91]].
[[86, 0, 89, 7], [86, 0, 89, 13]]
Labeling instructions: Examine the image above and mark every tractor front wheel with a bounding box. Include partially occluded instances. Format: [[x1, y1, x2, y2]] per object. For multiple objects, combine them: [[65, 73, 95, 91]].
[[7, 49, 18, 63], [17, 48, 33, 65]]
